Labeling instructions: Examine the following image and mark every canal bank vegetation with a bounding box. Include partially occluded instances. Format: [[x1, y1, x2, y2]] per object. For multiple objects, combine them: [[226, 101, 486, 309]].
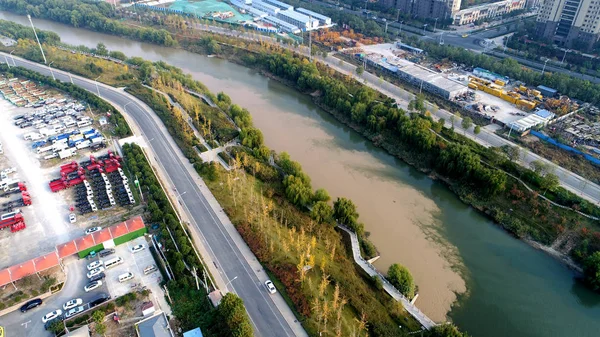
[[121, 143, 253, 337], [233, 48, 600, 284], [0, 0, 178, 47], [116, 60, 423, 336]]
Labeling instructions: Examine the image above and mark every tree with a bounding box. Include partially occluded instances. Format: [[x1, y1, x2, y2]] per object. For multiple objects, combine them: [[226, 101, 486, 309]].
[[314, 188, 331, 202], [425, 323, 470, 337], [461, 117, 473, 135], [540, 173, 560, 195], [505, 146, 520, 162], [94, 42, 108, 56], [311, 201, 334, 224], [216, 293, 254, 337], [530, 160, 549, 175], [474, 125, 481, 138], [356, 65, 364, 76], [333, 197, 358, 226], [387, 263, 415, 298], [48, 320, 64, 335]]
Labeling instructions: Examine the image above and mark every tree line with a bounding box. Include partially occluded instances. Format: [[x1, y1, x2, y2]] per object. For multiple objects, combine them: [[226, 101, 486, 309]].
[[0, 0, 177, 47]]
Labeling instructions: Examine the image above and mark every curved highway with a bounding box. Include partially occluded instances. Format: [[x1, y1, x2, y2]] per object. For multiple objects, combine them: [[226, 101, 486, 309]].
[[0, 53, 298, 337]]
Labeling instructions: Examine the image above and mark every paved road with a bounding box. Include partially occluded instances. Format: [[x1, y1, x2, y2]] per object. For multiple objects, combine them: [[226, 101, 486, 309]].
[[0, 54, 299, 337], [0, 257, 107, 337]]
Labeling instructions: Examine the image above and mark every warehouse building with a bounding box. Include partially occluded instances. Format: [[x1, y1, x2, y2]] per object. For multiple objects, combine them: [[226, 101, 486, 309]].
[[296, 8, 332, 26], [277, 9, 319, 30], [261, 0, 294, 11], [263, 15, 301, 33], [361, 53, 468, 99], [251, 0, 280, 16]]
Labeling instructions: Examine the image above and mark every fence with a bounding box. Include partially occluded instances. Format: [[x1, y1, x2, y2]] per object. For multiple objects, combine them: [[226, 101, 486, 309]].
[[530, 130, 600, 166]]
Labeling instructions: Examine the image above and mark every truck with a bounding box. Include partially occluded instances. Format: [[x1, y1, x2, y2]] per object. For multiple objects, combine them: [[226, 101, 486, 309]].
[[58, 149, 76, 160], [76, 140, 91, 150], [77, 120, 92, 128], [0, 212, 26, 232]]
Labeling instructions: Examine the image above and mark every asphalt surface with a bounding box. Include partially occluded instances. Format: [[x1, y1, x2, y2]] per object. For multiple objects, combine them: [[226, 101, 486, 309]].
[[0, 54, 296, 337], [0, 257, 108, 337]]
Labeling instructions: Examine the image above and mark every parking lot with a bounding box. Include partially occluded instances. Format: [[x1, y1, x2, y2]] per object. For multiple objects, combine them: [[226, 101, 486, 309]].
[[0, 256, 108, 337], [103, 236, 160, 299], [0, 77, 137, 268]]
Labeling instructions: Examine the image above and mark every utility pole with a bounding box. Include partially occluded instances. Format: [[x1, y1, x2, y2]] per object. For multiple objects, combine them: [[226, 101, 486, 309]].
[[192, 266, 200, 291], [28, 14, 47, 64], [541, 58, 549, 76], [434, 18, 438, 33], [308, 15, 312, 62], [385, 21, 389, 33]]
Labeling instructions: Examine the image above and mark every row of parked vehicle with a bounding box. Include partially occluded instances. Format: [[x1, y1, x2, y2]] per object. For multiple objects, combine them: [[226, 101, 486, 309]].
[[19, 291, 111, 330], [13, 98, 87, 132]]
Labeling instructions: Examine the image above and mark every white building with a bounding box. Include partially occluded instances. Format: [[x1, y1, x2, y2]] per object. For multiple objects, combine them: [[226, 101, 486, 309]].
[[453, 0, 526, 25], [277, 9, 319, 30], [263, 16, 300, 33], [262, 0, 294, 11], [251, 0, 280, 16], [296, 8, 332, 26]]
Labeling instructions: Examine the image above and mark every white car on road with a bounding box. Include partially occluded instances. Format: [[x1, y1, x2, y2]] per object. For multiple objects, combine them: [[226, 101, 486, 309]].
[[63, 298, 83, 311], [130, 244, 145, 254], [42, 309, 62, 323], [84, 280, 103, 292], [265, 280, 276, 294], [84, 226, 102, 235], [87, 266, 105, 279], [87, 260, 103, 271]]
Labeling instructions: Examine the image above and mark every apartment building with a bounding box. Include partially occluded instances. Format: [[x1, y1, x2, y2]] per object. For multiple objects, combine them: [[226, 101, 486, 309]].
[[453, 0, 526, 25], [536, 0, 600, 50], [381, 0, 462, 20]]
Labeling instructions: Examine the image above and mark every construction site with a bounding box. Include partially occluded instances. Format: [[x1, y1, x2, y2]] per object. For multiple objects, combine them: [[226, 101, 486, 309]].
[[345, 43, 581, 135]]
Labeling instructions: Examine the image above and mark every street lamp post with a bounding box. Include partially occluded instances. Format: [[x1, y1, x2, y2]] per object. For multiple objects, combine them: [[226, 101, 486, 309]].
[[541, 58, 549, 76], [48, 61, 55, 81], [434, 18, 439, 33], [561, 49, 569, 64], [3, 55, 9, 68], [28, 14, 47, 64], [503, 34, 510, 53], [439, 32, 445, 45], [423, 23, 428, 34], [124, 101, 133, 114], [224, 275, 238, 292], [9, 50, 16, 66], [94, 76, 102, 97], [398, 20, 404, 35]]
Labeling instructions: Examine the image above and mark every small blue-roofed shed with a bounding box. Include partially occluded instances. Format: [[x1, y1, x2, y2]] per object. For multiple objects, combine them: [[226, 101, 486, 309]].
[[183, 328, 204, 337]]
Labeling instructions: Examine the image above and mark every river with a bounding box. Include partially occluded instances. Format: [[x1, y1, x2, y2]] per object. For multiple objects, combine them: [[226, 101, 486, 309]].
[[3, 11, 600, 337]]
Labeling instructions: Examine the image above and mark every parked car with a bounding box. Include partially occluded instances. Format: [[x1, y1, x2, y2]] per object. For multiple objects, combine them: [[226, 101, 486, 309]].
[[89, 272, 106, 283], [87, 260, 104, 271], [41, 310, 62, 323], [84, 280, 103, 292], [64, 306, 84, 318], [69, 213, 76, 223], [89, 293, 110, 307], [130, 244, 145, 254], [98, 248, 115, 258], [264, 280, 276, 294], [63, 298, 83, 311], [84, 226, 102, 235], [20, 298, 42, 313], [87, 266, 105, 279]]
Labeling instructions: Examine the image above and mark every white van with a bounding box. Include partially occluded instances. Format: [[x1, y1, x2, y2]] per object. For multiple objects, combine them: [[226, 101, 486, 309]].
[[104, 256, 124, 269], [118, 272, 134, 283], [143, 265, 157, 275]]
